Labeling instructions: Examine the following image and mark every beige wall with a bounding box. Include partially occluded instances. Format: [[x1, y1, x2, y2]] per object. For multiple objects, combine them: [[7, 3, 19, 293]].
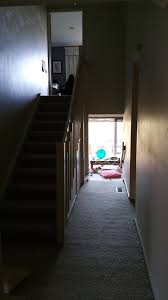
[[124, 3, 168, 300], [122, 4, 144, 199], [83, 4, 125, 114]]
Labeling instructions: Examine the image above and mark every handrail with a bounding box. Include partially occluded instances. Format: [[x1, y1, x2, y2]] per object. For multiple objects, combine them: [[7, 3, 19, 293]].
[[54, 50, 88, 237], [63, 56, 83, 142]]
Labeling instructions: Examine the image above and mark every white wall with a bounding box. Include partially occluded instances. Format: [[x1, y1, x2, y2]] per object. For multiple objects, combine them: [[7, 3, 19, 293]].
[[124, 3, 168, 300]]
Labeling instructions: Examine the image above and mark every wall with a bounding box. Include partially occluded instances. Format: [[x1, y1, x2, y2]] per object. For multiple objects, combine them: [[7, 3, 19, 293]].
[[0, 6, 48, 186], [122, 5, 144, 199], [124, 3, 168, 300], [51, 46, 66, 88], [83, 4, 125, 114]]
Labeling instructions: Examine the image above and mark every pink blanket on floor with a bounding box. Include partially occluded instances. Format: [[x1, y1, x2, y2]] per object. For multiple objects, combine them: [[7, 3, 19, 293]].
[[100, 170, 121, 179]]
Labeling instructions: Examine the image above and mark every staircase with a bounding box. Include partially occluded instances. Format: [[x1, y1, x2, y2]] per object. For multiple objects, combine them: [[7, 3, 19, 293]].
[[0, 95, 70, 244]]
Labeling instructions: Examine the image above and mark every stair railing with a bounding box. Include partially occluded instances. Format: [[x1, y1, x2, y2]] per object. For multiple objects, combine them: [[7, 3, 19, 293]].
[[55, 56, 87, 245]]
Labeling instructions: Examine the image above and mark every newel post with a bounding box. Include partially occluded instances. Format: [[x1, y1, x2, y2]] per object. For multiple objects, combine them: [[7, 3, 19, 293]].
[[56, 142, 66, 246]]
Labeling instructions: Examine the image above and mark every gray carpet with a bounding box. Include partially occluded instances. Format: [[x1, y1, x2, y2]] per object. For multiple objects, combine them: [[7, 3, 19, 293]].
[[12, 180, 154, 300]]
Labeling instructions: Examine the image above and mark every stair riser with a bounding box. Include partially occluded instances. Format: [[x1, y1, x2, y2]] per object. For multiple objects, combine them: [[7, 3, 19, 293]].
[[31, 123, 65, 131], [40, 96, 70, 103], [34, 113, 67, 122], [26, 135, 63, 143], [6, 190, 56, 201], [0, 209, 56, 219], [12, 174, 56, 185], [38, 103, 68, 113], [2, 232, 57, 242], [18, 158, 56, 168], [22, 144, 56, 154]]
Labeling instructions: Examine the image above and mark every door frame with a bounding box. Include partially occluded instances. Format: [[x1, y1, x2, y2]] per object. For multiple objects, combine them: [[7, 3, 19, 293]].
[[47, 8, 84, 96], [129, 60, 140, 201]]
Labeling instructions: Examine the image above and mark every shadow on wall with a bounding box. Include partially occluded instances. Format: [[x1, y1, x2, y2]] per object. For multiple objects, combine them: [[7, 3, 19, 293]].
[[0, 6, 49, 188], [0, 99, 36, 186]]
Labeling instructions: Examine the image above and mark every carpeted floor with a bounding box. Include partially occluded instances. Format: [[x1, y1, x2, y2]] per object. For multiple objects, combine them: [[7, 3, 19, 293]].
[[11, 180, 154, 300]]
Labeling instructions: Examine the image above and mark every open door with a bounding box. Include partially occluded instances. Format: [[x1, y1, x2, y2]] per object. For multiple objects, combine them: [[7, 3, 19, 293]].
[[47, 10, 83, 95]]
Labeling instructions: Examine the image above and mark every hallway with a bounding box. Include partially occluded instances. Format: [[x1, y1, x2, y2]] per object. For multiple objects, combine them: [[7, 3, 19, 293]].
[[10, 179, 154, 299]]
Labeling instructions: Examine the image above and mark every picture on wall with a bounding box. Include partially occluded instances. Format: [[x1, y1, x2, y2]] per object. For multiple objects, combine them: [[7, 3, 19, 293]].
[[53, 60, 62, 73]]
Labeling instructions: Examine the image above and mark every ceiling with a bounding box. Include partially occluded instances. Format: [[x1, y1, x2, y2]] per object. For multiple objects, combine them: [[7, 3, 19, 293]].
[[0, 0, 143, 8], [0, 0, 164, 8], [51, 11, 83, 46]]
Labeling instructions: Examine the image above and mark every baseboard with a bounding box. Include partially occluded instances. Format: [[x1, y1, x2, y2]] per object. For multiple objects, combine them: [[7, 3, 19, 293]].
[[134, 217, 155, 299], [123, 179, 130, 198], [0, 93, 41, 201], [67, 176, 87, 220], [123, 179, 136, 203], [67, 194, 78, 220], [84, 174, 89, 183]]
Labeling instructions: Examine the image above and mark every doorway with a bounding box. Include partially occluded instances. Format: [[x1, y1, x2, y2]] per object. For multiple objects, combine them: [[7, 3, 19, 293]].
[[48, 11, 83, 95], [88, 115, 123, 181]]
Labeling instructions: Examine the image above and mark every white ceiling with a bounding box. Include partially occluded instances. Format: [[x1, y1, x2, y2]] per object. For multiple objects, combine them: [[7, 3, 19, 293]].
[[51, 12, 83, 46]]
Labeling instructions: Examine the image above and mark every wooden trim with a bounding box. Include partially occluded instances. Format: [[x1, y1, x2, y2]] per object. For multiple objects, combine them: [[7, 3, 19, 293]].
[[84, 175, 89, 183], [63, 55, 83, 142], [80, 120, 85, 185], [130, 61, 140, 201], [114, 120, 117, 156], [48, 8, 84, 13], [67, 194, 78, 220], [134, 217, 156, 299], [47, 12, 52, 95], [123, 179, 130, 198]]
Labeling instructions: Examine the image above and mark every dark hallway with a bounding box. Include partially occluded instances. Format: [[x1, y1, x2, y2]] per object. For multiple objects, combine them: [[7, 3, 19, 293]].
[[0, 2, 168, 299], [9, 180, 154, 299]]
